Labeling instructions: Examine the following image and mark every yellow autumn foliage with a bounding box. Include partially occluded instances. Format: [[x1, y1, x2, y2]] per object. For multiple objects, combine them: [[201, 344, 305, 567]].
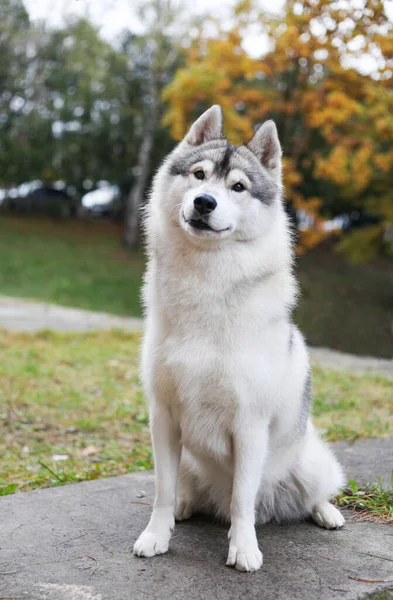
[[163, 0, 393, 258]]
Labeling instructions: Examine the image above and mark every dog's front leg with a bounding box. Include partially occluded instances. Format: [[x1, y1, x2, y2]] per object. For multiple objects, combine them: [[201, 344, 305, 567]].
[[133, 403, 181, 557], [226, 419, 268, 572]]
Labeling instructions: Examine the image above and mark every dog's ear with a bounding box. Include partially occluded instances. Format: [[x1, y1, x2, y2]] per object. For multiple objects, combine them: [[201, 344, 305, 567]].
[[247, 120, 282, 183], [184, 105, 223, 145]]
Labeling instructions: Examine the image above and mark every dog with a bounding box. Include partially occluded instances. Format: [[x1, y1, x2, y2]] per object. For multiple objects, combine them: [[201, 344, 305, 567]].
[[133, 105, 345, 572]]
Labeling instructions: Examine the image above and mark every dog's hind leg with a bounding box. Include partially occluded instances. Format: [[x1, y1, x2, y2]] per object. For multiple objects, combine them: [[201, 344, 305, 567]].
[[294, 423, 346, 529], [175, 451, 200, 521], [312, 501, 345, 529], [264, 422, 346, 527]]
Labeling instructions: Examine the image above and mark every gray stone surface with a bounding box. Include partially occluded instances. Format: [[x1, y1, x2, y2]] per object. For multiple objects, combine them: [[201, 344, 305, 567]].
[[1, 441, 393, 600], [310, 347, 393, 380], [0, 296, 142, 333], [334, 437, 393, 487]]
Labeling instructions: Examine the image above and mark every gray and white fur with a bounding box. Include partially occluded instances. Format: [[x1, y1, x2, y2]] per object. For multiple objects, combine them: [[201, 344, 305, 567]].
[[133, 105, 345, 572]]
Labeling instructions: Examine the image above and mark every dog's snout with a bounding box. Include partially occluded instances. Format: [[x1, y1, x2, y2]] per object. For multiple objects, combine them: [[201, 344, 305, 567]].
[[194, 194, 217, 215]]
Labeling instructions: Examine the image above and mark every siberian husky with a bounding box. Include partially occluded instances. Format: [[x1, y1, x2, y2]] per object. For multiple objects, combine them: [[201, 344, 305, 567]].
[[133, 105, 345, 572]]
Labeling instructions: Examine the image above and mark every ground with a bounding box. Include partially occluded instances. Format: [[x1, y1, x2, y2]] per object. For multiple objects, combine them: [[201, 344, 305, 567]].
[[1, 215, 392, 357], [1, 329, 392, 497], [1, 467, 393, 600]]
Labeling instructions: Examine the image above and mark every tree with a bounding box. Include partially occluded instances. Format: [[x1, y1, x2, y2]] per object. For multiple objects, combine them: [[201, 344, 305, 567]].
[[0, 0, 31, 184], [42, 18, 132, 191], [124, 0, 184, 248], [163, 0, 393, 259], [0, 9, 134, 191], [0, 3, 178, 225]]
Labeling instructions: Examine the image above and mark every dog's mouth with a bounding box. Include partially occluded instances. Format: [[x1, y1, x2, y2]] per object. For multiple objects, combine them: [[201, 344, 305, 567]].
[[188, 218, 214, 231], [184, 216, 231, 234]]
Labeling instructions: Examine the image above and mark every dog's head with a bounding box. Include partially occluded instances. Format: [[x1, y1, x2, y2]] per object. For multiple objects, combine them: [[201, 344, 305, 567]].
[[162, 105, 283, 243]]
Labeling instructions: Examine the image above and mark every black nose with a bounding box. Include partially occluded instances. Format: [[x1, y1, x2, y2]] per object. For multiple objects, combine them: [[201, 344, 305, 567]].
[[193, 194, 217, 215]]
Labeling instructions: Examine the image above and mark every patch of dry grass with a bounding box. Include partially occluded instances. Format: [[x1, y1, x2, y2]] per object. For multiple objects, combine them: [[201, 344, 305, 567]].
[[313, 368, 393, 441], [0, 329, 151, 494]]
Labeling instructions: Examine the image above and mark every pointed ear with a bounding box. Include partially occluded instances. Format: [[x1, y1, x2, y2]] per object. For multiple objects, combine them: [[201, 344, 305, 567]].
[[184, 105, 224, 146], [247, 120, 282, 183]]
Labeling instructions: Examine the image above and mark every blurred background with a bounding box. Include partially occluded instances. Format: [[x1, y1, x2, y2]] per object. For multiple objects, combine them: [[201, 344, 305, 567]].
[[1, 0, 392, 358]]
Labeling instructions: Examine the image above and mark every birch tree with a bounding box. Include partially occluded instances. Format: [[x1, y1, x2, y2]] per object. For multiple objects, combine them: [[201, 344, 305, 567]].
[[124, 0, 182, 248]]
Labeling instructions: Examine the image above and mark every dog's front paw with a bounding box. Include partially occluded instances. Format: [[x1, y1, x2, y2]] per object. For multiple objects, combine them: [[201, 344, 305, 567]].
[[226, 532, 263, 572], [133, 529, 171, 558]]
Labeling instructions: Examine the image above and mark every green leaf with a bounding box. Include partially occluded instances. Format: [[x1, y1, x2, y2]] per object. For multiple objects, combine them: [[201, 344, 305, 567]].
[[0, 483, 18, 496]]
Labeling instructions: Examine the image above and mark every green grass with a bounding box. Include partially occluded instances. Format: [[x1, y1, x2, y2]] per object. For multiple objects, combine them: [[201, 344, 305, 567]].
[[312, 368, 393, 441], [335, 476, 393, 523], [0, 329, 152, 495], [296, 241, 393, 358], [0, 328, 392, 498], [0, 216, 145, 317], [369, 592, 393, 600]]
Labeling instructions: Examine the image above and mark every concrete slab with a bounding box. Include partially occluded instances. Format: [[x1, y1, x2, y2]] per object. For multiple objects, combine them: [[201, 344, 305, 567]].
[[1, 441, 392, 600], [334, 437, 393, 487]]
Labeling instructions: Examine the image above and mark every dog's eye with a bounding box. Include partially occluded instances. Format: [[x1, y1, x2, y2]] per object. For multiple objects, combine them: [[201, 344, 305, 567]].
[[194, 170, 205, 181], [232, 182, 245, 192]]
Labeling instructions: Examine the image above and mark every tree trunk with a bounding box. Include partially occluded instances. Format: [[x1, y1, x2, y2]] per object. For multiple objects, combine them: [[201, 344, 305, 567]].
[[124, 88, 159, 249]]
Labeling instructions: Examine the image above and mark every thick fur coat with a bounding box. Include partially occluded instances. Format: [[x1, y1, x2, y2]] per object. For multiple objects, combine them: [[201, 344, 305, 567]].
[[133, 106, 345, 572]]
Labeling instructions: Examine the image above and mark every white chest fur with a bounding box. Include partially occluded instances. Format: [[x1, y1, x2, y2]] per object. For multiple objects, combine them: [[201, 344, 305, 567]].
[[143, 231, 304, 466]]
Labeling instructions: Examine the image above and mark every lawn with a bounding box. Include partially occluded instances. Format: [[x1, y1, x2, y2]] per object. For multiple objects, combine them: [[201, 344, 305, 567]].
[[296, 241, 393, 358], [1, 215, 392, 357], [0, 329, 151, 495], [0, 216, 144, 317], [1, 329, 392, 496]]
